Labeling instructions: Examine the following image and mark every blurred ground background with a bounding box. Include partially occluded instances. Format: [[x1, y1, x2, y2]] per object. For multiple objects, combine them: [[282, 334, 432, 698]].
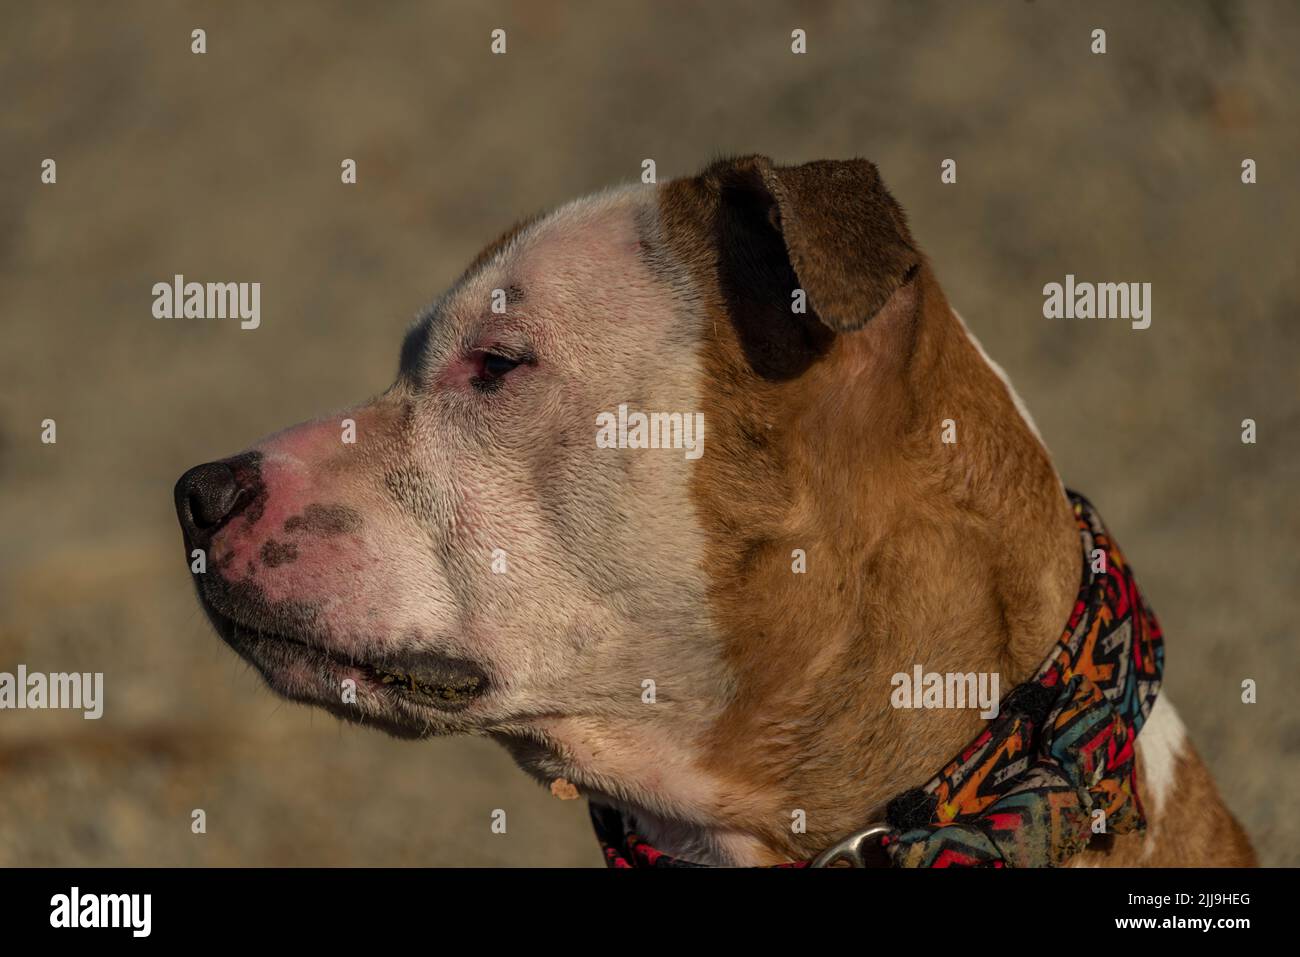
[[0, 0, 1296, 866]]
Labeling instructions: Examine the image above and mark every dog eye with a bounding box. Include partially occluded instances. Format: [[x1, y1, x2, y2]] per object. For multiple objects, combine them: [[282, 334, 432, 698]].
[[471, 351, 527, 391]]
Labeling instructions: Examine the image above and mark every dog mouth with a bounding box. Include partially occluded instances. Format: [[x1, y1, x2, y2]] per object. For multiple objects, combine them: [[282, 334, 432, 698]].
[[199, 598, 489, 715], [371, 667, 486, 707]]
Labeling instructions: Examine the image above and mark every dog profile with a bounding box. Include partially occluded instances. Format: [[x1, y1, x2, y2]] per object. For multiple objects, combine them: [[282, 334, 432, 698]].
[[174, 155, 1254, 867]]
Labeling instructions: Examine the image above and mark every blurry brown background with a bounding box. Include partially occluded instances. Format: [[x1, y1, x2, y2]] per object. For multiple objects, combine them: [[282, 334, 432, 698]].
[[1, 1, 1296, 866]]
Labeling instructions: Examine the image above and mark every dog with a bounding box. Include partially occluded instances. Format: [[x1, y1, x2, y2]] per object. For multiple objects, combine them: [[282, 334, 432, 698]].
[[174, 155, 1254, 867]]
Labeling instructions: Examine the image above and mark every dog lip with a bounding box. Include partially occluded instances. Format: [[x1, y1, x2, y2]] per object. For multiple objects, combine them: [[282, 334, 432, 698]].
[[199, 598, 489, 711], [371, 661, 489, 709]]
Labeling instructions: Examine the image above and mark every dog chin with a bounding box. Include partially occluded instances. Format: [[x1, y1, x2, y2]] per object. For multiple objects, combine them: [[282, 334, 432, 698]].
[[198, 597, 491, 740]]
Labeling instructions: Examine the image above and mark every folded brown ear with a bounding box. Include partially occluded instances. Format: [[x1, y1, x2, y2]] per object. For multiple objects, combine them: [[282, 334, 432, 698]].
[[711, 155, 920, 335]]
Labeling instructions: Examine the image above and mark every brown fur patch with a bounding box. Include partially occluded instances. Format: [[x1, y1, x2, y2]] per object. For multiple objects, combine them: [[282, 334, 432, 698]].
[[659, 156, 1080, 859]]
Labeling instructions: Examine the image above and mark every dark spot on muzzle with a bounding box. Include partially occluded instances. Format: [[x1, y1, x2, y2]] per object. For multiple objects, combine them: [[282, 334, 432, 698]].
[[260, 540, 299, 567], [284, 503, 362, 536]]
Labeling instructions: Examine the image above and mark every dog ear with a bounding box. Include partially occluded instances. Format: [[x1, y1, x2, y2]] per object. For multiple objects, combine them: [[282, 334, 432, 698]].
[[710, 155, 920, 336]]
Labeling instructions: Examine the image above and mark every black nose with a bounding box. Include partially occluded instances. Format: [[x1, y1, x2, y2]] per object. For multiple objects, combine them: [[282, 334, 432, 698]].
[[174, 461, 242, 541]]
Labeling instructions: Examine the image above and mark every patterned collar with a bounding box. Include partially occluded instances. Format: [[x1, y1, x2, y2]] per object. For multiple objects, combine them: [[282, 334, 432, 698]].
[[592, 490, 1165, 868]]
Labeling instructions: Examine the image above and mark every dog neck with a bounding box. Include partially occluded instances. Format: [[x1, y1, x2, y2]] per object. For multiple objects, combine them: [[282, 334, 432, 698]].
[[671, 267, 1081, 864], [501, 269, 1080, 866]]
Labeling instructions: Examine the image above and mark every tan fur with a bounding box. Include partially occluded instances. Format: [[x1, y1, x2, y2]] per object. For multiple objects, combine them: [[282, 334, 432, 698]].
[[652, 156, 1248, 864]]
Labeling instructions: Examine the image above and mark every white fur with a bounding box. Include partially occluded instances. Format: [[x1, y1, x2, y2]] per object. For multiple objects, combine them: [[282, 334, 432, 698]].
[[1137, 694, 1187, 819], [953, 308, 1071, 517], [1137, 695, 1188, 860], [952, 309, 1045, 444]]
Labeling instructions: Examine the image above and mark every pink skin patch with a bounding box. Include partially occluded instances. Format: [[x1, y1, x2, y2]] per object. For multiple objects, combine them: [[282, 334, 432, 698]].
[[205, 415, 385, 649]]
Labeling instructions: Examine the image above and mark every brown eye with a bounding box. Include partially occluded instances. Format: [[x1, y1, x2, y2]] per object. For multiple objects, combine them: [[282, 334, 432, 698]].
[[470, 350, 530, 392], [482, 353, 521, 378]]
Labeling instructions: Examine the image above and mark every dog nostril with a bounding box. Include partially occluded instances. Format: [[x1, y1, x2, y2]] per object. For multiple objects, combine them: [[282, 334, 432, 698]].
[[189, 484, 235, 528], [176, 462, 242, 535]]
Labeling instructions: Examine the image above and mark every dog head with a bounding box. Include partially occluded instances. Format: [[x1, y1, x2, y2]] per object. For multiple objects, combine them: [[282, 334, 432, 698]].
[[175, 156, 1075, 861]]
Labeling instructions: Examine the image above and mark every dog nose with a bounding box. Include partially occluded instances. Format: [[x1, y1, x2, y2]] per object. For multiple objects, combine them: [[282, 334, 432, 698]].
[[175, 461, 243, 540]]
